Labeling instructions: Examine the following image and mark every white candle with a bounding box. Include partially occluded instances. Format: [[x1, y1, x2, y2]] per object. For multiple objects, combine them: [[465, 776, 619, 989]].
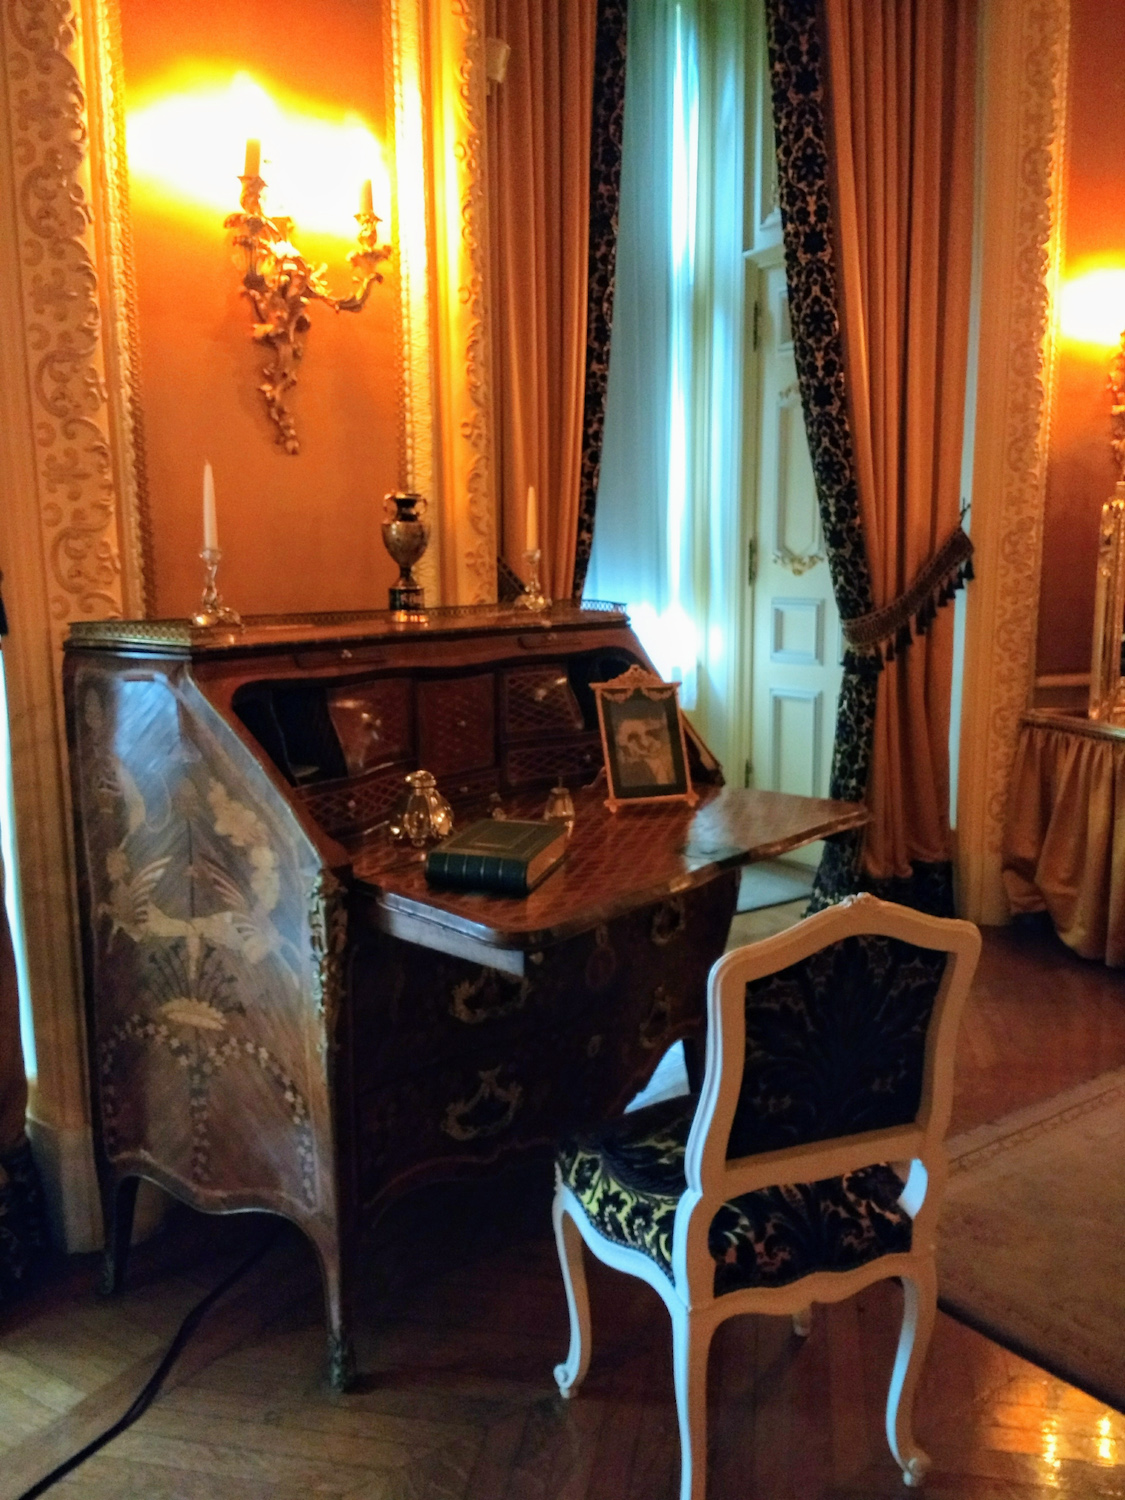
[[526, 483, 538, 553], [360, 178, 374, 216], [244, 137, 260, 178], [203, 461, 218, 552]]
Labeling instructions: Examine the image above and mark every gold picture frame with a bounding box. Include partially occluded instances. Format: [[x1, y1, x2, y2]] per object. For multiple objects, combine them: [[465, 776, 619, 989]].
[[593, 665, 698, 814]]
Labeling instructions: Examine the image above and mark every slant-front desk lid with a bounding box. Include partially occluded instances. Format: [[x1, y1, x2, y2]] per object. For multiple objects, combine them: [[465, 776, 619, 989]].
[[354, 784, 868, 954], [65, 601, 628, 659]]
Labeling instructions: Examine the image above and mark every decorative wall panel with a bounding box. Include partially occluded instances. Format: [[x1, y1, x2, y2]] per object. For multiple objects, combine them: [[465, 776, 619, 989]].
[[769, 686, 822, 797], [2, 0, 127, 641], [387, 0, 440, 603], [83, 0, 150, 617], [956, 0, 1068, 923], [774, 382, 823, 575], [0, 0, 141, 1249], [426, 0, 497, 605], [771, 599, 823, 666]]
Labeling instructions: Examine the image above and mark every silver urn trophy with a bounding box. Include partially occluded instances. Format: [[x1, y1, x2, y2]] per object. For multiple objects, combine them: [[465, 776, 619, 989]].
[[381, 491, 430, 618]]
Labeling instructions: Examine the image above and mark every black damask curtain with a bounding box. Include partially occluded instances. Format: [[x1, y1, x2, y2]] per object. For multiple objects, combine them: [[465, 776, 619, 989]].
[[571, 0, 628, 601], [765, 0, 880, 908], [766, 0, 974, 916]]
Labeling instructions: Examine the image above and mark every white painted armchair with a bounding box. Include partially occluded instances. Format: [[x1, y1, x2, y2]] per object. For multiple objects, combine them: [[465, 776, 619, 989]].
[[552, 893, 981, 1498]]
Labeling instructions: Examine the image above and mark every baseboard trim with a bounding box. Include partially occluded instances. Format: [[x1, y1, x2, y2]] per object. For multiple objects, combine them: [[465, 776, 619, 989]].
[[25, 1115, 102, 1253]]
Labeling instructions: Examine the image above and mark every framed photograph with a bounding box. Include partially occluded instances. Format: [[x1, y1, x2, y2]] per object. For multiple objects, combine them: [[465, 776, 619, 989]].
[[593, 666, 697, 812]]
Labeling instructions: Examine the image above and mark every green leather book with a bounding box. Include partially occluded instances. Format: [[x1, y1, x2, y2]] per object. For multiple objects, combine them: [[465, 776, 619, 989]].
[[424, 818, 567, 896]]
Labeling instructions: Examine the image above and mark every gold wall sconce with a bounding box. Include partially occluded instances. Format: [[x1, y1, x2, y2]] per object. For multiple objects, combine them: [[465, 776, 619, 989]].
[[224, 140, 391, 454]]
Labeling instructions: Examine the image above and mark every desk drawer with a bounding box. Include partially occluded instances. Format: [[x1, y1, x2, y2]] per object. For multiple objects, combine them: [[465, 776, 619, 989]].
[[501, 664, 585, 739], [417, 674, 495, 776], [350, 874, 737, 1086], [351, 873, 740, 1211], [503, 734, 602, 789], [299, 763, 407, 839], [327, 679, 412, 772], [351, 937, 536, 1081]]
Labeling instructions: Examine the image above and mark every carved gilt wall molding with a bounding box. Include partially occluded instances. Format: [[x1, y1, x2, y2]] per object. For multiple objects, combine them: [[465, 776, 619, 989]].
[[386, 0, 441, 604], [957, 0, 1067, 923], [2, 0, 128, 640], [82, 0, 150, 615], [979, 0, 1064, 853], [0, 0, 156, 1253], [427, 0, 496, 605]]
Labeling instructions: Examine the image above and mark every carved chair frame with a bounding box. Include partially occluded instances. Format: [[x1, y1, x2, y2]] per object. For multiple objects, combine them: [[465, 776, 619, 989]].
[[552, 893, 982, 1500]]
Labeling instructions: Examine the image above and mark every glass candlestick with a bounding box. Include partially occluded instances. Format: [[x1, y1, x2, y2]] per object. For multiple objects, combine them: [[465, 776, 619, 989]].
[[515, 547, 549, 612], [191, 547, 242, 629]]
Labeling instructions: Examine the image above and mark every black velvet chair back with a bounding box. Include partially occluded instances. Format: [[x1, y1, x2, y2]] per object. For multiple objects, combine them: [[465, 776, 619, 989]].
[[727, 934, 948, 1159]]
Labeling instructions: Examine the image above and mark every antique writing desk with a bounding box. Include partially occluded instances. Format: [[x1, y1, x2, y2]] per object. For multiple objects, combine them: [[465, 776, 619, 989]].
[[64, 604, 865, 1386]]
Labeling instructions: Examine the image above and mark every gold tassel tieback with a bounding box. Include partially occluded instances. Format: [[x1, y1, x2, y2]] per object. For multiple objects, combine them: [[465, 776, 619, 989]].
[[842, 526, 974, 669]]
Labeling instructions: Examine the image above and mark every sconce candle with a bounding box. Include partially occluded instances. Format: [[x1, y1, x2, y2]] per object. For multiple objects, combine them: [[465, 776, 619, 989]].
[[243, 137, 260, 179], [193, 459, 241, 630], [203, 460, 218, 551], [360, 178, 373, 216]]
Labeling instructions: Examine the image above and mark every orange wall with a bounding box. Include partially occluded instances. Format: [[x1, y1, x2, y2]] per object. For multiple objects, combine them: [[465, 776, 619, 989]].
[[1038, 0, 1125, 676], [119, 0, 400, 619]]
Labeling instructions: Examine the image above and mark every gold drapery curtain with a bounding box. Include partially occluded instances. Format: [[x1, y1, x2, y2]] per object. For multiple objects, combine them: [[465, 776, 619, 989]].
[[485, 0, 597, 602], [824, 0, 976, 880]]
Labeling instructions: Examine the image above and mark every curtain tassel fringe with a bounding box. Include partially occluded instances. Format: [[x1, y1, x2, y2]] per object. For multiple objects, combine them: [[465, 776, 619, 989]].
[[841, 525, 974, 666]]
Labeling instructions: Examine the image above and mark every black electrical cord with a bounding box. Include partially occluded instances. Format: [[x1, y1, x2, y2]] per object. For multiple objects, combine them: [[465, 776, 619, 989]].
[[17, 1224, 283, 1500]]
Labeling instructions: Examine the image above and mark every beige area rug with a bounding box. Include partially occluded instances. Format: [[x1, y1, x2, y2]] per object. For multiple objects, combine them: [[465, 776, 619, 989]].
[[938, 1066, 1125, 1412]]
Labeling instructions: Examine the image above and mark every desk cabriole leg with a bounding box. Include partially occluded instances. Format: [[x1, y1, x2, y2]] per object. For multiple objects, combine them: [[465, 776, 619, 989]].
[[98, 1174, 139, 1296]]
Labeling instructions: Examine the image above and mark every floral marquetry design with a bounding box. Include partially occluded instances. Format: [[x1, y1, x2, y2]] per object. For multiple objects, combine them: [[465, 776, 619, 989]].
[[72, 662, 335, 1222]]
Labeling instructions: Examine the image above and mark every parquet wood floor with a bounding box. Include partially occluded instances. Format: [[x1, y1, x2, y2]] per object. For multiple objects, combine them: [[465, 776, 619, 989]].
[[2, 918, 1124, 1500]]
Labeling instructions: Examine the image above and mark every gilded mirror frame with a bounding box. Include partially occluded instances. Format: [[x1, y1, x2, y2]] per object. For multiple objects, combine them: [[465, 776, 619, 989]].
[[1088, 486, 1125, 723]]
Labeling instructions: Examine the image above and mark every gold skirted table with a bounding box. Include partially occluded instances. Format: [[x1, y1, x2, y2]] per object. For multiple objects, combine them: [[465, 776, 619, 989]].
[[1002, 710, 1125, 966]]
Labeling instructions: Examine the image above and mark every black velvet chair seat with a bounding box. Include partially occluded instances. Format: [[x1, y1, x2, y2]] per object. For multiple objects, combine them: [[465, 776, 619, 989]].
[[558, 1096, 912, 1295]]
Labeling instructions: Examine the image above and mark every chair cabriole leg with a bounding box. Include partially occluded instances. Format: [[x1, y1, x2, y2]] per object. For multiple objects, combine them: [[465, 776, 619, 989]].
[[886, 1258, 937, 1487], [552, 1192, 591, 1398], [671, 1304, 713, 1500]]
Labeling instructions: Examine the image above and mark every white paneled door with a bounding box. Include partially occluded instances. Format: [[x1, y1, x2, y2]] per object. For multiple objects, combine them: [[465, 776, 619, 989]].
[[747, 259, 843, 866]]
